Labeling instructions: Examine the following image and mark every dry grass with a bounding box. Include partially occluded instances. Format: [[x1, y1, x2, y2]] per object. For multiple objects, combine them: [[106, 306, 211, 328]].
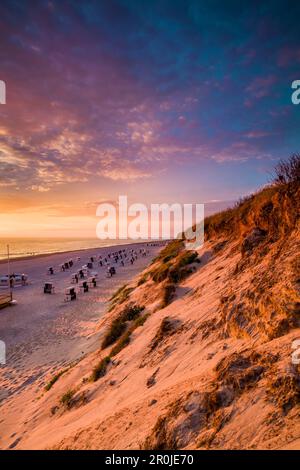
[[266, 371, 300, 414], [110, 331, 131, 356], [143, 416, 178, 450], [106, 306, 149, 357], [215, 351, 265, 392], [45, 368, 68, 391], [204, 162, 299, 244], [101, 304, 144, 349], [60, 389, 75, 409], [273, 154, 300, 186], [142, 388, 234, 450], [150, 249, 198, 285], [90, 356, 111, 382], [119, 304, 145, 322], [134, 313, 150, 328], [101, 318, 127, 349], [153, 239, 184, 263], [137, 272, 150, 286], [161, 283, 176, 308], [108, 284, 134, 311], [150, 317, 176, 351], [150, 264, 170, 283]]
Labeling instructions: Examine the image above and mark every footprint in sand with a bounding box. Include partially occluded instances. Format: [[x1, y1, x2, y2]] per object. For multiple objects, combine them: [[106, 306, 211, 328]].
[[8, 437, 22, 449]]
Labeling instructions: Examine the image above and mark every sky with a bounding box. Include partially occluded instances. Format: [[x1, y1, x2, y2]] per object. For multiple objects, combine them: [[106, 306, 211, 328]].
[[0, 0, 300, 238]]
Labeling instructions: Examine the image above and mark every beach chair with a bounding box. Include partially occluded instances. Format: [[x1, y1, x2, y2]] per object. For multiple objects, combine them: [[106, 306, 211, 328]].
[[44, 282, 55, 294], [79, 280, 89, 293], [78, 269, 85, 279], [88, 276, 97, 288], [81, 265, 89, 276], [65, 287, 77, 301], [71, 273, 78, 284], [106, 267, 112, 278], [106, 266, 116, 277]]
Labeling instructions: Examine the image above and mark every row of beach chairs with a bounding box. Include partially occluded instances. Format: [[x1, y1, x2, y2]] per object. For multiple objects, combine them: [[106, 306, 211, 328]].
[[44, 275, 98, 301], [43, 245, 152, 301]]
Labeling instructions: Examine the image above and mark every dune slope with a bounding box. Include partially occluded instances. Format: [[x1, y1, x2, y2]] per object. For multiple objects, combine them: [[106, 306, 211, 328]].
[[1, 182, 299, 450]]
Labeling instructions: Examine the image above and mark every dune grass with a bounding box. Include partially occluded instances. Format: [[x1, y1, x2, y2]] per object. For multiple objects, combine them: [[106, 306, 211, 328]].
[[60, 389, 75, 409], [153, 239, 184, 264], [108, 284, 135, 311], [161, 283, 176, 308], [102, 304, 145, 349], [90, 356, 111, 382], [45, 368, 68, 391], [101, 318, 127, 349]]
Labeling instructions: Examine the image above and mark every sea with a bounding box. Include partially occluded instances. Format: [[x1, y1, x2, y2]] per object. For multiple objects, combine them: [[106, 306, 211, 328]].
[[0, 238, 138, 261]]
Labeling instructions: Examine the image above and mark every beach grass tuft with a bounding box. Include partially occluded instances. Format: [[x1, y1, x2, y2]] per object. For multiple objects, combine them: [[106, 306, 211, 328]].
[[102, 304, 145, 349], [90, 356, 111, 382], [60, 389, 75, 409], [45, 368, 68, 391]]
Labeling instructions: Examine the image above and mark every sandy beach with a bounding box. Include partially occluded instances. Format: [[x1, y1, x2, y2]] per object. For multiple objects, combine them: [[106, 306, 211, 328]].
[[0, 243, 160, 422]]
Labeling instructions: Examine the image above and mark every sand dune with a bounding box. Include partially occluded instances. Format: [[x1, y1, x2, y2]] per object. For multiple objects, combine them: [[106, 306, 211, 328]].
[[0, 183, 299, 450]]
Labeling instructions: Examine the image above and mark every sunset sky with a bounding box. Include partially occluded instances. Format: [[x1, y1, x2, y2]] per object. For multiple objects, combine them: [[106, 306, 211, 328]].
[[0, 0, 300, 238]]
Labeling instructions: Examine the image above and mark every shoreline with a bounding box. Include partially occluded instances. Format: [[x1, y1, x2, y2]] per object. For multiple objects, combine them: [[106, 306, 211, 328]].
[[0, 242, 162, 414], [0, 240, 154, 266]]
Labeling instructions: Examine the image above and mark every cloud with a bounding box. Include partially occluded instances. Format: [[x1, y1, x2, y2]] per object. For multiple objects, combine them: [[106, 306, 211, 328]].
[[246, 75, 277, 99], [277, 47, 300, 67], [210, 141, 272, 163], [244, 131, 271, 139], [0, 0, 298, 208], [101, 166, 152, 181]]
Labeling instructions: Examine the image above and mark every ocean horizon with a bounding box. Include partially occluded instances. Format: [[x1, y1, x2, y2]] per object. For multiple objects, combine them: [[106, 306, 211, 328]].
[[0, 237, 143, 261]]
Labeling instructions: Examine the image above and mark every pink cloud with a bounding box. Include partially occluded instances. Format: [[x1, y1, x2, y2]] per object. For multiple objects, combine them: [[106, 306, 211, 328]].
[[244, 131, 271, 139], [246, 75, 277, 99], [277, 47, 300, 67]]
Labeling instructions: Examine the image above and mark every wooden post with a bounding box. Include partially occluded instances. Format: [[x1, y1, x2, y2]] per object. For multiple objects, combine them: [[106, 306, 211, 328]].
[[7, 244, 12, 300]]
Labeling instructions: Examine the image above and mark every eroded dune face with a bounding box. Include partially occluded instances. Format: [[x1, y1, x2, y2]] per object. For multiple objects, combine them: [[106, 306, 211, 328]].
[[1, 184, 299, 450]]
